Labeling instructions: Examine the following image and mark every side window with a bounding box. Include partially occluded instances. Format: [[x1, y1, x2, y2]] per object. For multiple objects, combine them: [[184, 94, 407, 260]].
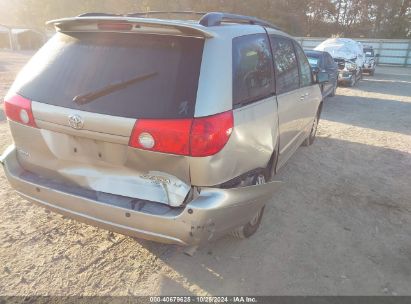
[[232, 34, 275, 106], [319, 56, 325, 69], [270, 36, 300, 94], [324, 54, 331, 67], [328, 54, 336, 68], [294, 42, 313, 87]]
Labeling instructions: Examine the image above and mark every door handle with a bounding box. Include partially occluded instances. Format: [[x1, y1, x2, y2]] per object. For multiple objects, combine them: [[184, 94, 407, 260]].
[[300, 92, 309, 101]]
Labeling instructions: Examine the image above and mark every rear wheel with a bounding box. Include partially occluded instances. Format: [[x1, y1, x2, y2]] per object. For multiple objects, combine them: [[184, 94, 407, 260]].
[[370, 69, 375, 76], [231, 174, 266, 240]]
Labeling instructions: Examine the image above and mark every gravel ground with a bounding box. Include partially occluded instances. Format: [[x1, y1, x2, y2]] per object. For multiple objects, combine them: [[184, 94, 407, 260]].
[[0, 51, 410, 296]]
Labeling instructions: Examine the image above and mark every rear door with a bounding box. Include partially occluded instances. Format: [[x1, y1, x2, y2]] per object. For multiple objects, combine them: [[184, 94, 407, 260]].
[[269, 35, 305, 166], [293, 42, 322, 130], [7, 31, 204, 207]]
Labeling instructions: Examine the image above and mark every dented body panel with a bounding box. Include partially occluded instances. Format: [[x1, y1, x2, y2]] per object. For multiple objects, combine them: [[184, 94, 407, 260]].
[[1, 146, 282, 245], [189, 96, 278, 186], [10, 120, 192, 207], [12, 96, 280, 203]]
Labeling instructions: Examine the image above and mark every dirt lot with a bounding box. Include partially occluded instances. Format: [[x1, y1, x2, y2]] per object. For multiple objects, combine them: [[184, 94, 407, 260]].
[[0, 50, 410, 296]]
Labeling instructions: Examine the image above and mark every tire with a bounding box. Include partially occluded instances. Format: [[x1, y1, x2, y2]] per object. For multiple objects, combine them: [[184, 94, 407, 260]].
[[302, 107, 320, 146], [370, 69, 375, 76], [231, 174, 266, 240]]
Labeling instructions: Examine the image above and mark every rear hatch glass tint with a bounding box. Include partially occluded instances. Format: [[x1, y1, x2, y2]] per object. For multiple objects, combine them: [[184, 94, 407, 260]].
[[11, 32, 204, 119]]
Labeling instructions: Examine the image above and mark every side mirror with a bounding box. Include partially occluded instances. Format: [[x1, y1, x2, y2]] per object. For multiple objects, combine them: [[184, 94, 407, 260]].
[[316, 71, 329, 84], [311, 67, 320, 82], [311, 66, 320, 74]]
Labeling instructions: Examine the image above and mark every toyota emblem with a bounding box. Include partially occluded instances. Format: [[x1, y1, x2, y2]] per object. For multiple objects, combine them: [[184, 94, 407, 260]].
[[68, 114, 84, 130]]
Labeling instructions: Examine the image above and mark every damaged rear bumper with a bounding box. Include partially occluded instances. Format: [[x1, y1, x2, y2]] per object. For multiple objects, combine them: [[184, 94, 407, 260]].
[[1, 146, 281, 246]]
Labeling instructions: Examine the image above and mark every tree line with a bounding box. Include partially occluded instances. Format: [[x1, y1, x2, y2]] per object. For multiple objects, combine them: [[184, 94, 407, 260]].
[[1, 0, 410, 38]]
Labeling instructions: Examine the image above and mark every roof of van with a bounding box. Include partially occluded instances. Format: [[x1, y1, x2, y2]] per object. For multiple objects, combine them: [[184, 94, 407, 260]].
[[47, 13, 290, 40]]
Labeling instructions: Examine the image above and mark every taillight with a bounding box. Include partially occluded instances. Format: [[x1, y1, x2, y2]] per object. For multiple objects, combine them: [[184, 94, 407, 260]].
[[129, 119, 192, 155], [129, 111, 233, 157], [3, 94, 37, 128], [190, 111, 233, 157]]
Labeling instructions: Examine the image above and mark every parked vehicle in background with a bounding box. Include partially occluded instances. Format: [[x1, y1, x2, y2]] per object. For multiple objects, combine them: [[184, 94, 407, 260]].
[[0, 12, 326, 248], [315, 38, 364, 87], [305, 50, 338, 97], [363, 45, 378, 75]]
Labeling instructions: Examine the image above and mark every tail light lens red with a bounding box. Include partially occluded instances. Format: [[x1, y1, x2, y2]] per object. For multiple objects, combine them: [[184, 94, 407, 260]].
[[129, 119, 192, 155], [3, 94, 37, 128], [190, 111, 233, 157], [129, 111, 234, 157]]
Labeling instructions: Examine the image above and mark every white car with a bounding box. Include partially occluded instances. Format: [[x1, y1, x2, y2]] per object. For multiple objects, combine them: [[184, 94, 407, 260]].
[[315, 38, 364, 86]]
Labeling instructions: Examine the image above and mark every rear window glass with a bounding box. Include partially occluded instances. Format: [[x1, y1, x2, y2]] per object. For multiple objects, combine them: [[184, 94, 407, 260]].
[[11, 32, 204, 119], [232, 34, 274, 106]]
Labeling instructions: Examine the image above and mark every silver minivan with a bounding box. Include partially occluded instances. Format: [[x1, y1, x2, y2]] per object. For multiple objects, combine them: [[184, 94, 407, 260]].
[[1, 12, 326, 247]]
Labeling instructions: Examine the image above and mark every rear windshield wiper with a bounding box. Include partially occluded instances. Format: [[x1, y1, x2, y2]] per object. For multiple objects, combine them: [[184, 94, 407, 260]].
[[73, 72, 158, 105]]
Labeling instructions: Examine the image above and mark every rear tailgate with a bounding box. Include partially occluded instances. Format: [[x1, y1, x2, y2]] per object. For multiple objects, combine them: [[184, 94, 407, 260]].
[[6, 29, 204, 207]]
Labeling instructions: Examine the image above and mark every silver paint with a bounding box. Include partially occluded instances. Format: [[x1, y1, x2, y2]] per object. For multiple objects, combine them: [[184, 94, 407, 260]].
[[2, 20, 322, 245], [9, 121, 191, 207], [1, 146, 282, 245]]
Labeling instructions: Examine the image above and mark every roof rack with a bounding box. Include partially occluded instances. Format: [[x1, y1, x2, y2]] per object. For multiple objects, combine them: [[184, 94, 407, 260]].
[[199, 12, 281, 30], [126, 11, 207, 18]]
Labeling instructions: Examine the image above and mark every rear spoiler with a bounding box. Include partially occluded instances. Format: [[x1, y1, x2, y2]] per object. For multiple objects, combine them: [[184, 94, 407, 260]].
[[46, 16, 215, 38]]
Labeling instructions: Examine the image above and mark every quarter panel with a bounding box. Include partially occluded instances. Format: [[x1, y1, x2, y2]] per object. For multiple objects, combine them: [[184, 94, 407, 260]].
[[194, 35, 232, 117], [194, 25, 268, 118], [190, 96, 278, 186]]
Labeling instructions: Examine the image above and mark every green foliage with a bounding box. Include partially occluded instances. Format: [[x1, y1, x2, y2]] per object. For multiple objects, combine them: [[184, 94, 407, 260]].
[[0, 0, 409, 38]]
